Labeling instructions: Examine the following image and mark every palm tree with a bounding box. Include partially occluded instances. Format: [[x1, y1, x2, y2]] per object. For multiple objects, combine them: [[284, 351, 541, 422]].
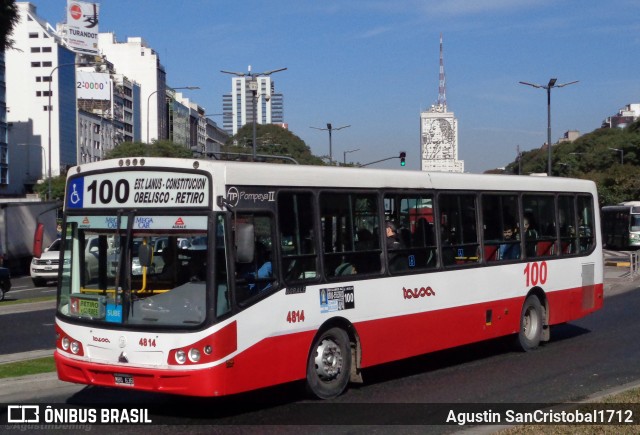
[[0, 0, 19, 51]]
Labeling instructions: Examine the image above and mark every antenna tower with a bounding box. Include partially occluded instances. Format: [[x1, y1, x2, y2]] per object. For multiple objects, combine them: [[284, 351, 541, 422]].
[[437, 33, 446, 110]]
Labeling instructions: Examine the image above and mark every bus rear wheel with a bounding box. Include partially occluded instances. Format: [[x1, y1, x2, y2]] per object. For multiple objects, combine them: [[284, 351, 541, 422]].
[[518, 295, 543, 351], [306, 327, 351, 399]]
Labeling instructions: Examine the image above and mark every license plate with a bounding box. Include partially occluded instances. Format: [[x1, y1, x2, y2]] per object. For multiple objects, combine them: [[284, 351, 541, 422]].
[[114, 373, 134, 386], [44, 266, 53, 271]]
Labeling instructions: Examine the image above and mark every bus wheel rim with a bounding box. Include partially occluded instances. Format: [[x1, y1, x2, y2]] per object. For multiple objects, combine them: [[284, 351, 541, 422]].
[[314, 338, 343, 381], [523, 306, 538, 339]]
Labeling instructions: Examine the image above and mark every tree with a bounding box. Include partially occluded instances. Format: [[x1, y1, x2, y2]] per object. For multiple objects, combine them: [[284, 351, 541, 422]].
[[224, 124, 326, 165], [104, 140, 193, 159], [502, 122, 640, 205], [32, 175, 66, 202], [0, 0, 19, 51]]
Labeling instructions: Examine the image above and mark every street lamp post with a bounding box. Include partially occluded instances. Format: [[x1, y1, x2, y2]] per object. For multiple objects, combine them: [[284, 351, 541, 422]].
[[310, 123, 351, 165], [146, 86, 199, 143], [608, 147, 624, 164], [519, 78, 578, 176], [221, 66, 287, 161], [343, 148, 360, 165]]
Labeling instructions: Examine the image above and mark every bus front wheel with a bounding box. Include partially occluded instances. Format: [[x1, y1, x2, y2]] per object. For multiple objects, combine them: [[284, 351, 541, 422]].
[[518, 295, 543, 351], [306, 327, 351, 399]]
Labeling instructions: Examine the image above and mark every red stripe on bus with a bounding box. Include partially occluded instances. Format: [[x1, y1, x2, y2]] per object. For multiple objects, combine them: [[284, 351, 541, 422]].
[[55, 283, 602, 397]]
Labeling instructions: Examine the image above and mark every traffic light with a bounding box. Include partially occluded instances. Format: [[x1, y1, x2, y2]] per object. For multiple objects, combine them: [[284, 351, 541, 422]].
[[399, 151, 406, 166]]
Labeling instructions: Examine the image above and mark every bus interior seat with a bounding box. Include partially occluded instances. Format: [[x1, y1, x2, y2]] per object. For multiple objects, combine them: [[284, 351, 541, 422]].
[[484, 245, 498, 262]]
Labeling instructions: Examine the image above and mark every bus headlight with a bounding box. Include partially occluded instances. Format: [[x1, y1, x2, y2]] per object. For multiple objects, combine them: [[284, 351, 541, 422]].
[[70, 341, 80, 354], [175, 350, 186, 365], [188, 348, 201, 363]]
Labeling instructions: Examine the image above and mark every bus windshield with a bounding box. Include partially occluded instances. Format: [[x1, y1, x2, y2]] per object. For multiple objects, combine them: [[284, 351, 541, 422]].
[[57, 213, 228, 328]]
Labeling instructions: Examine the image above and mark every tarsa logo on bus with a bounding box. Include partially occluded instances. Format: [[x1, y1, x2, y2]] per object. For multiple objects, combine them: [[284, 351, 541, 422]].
[[403, 286, 436, 299]]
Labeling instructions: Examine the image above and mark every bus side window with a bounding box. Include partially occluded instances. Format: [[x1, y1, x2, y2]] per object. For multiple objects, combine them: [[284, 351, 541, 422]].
[[278, 192, 319, 283], [482, 194, 520, 262], [234, 214, 276, 303], [577, 195, 595, 252], [558, 195, 577, 255], [320, 192, 381, 279], [523, 195, 556, 258], [384, 194, 437, 273], [438, 193, 480, 267]]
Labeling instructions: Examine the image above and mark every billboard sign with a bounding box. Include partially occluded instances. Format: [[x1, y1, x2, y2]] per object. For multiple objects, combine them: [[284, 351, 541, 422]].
[[65, 1, 99, 54], [76, 71, 111, 100]]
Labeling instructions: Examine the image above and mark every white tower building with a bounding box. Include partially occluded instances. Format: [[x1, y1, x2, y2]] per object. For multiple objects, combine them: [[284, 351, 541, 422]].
[[222, 75, 284, 136], [420, 34, 464, 173]]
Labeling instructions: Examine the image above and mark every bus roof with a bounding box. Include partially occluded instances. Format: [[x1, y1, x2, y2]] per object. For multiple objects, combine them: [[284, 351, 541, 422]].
[[70, 158, 597, 194]]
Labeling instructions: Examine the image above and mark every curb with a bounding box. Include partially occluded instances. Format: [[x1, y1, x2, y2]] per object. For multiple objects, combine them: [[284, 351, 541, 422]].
[[0, 349, 54, 364], [604, 261, 631, 267]]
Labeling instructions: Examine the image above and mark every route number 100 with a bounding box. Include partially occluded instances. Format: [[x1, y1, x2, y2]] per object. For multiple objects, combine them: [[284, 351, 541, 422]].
[[524, 261, 548, 287]]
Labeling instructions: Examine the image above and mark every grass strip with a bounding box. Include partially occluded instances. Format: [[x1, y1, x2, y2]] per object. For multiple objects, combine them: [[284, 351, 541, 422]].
[[0, 356, 56, 379], [2, 295, 56, 306]]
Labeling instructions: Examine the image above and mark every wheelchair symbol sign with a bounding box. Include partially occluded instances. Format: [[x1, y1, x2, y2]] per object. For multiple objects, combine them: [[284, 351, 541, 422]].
[[67, 178, 84, 208]]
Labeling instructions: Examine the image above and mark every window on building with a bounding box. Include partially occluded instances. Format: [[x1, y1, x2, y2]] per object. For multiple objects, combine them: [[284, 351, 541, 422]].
[[30, 47, 41, 53], [28, 32, 38, 38], [31, 62, 41, 67], [42, 46, 52, 53]]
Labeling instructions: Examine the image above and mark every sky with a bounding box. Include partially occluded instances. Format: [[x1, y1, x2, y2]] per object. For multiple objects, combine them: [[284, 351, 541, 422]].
[[29, 0, 640, 172]]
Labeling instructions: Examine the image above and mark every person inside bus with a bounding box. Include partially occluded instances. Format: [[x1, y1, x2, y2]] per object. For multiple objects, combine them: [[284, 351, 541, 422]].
[[386, 220, 407, 271], [158, 244, 177, 280], [522, 215, 539, 257], [246, 242, 273, 292], [578, 217, 592, 252], [499, 222, 520, 260], [335, 262, 357, 276]]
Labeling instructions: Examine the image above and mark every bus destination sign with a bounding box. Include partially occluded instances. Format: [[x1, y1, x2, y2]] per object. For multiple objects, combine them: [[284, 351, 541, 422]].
[[66, 171, 210, 209]]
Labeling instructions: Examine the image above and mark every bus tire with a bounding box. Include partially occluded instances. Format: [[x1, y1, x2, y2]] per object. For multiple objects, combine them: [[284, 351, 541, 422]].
[[518, 295, 543, 351], [306, 327, 351, 399]]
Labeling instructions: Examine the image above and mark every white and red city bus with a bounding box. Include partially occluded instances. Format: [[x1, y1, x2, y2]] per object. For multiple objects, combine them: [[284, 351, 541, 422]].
[[54, 158, 603, 399]]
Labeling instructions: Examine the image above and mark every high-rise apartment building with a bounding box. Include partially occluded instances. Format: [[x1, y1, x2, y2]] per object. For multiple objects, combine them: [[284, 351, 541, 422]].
[[6, 2, 79, 193], [97, 33, 166, 143], [222, 76, 284, 136]]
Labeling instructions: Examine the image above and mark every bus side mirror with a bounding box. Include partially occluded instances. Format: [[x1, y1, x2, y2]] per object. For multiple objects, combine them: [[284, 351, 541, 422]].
[[138, 244, 152, 268], [33, 223, 45, 258], [236, 223, 255, 264]]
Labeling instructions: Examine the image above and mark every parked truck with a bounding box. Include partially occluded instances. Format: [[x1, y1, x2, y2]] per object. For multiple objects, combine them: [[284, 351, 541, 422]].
[[0, 200, 59, 275]]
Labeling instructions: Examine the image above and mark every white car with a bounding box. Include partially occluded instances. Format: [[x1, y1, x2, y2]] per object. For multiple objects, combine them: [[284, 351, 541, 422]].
[[31, 236, 101, 286], [30, 239, 61, 286]]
